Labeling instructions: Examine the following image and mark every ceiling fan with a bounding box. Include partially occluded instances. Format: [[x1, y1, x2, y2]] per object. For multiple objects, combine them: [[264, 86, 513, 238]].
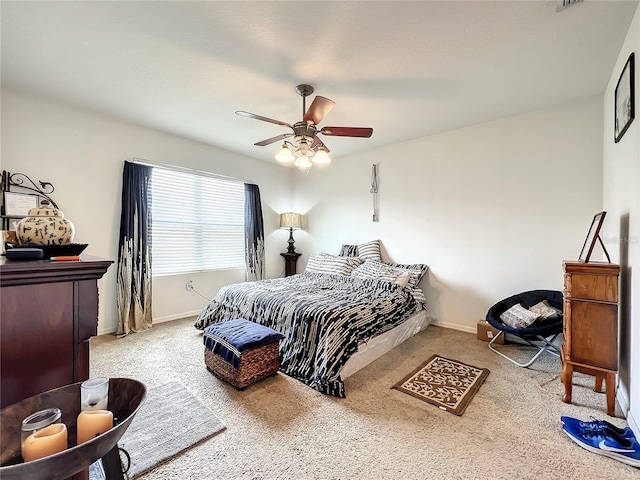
[[235, 84, 373, 170]]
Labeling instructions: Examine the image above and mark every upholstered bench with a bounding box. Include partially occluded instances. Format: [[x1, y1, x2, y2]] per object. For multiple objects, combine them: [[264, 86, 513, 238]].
[[203, 319, 284, 389]]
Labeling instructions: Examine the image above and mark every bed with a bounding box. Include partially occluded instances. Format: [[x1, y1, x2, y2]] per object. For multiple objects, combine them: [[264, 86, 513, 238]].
[[195, 251, 429, 397]]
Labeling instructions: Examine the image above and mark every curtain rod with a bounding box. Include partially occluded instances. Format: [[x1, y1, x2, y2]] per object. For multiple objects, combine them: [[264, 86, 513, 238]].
[[132, 157, 255, 185]]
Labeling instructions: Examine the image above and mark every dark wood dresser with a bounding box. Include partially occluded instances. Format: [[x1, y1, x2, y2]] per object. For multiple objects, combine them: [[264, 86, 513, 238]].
[[0, 255, 112, 408], [561, 260, 620, 416]]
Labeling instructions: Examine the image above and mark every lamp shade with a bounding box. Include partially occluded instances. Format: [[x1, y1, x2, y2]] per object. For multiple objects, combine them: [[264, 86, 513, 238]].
[[275, 144, 295, 163], [311, 148, 331, 164], [293, 156, 312, 170], [279, 212, 303, 230]]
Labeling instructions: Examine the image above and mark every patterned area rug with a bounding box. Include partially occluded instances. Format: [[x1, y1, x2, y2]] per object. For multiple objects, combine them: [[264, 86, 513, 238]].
[[392, 354, 490, 415]]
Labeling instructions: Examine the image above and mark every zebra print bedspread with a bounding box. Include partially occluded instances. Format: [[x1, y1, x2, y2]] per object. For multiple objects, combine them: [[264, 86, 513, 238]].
[[194, 272, 424, 397]]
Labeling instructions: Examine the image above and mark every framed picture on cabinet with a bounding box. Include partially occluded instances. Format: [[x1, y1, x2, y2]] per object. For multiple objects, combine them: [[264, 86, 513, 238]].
[[578, 211, 610, 263], [614, 52, 635, 143], [3, 191, 38, 217]]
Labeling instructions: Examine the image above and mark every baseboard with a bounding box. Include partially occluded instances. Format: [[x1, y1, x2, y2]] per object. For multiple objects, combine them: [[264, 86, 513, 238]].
[[96, 310, 202, 336], [431, 320, 476, 334], [615, 382, 639, 437], [617, 382, 630, 414], [153, 310, 202, 324], [627, 410, 639, 438]]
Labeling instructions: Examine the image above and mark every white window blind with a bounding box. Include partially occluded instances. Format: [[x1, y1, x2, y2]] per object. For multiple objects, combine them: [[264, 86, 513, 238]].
[[150, 166, 245, 276]]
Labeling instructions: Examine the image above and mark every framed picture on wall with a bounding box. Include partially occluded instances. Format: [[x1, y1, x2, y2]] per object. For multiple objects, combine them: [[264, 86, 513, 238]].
[[614, 52, 635, 143]]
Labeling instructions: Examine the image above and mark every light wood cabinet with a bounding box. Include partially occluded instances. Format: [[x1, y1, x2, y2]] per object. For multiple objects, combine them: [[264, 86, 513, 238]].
[[561, 260, 620, 416]]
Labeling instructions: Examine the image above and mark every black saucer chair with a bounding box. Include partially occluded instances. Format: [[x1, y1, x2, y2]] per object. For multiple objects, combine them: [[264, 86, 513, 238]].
[[485, 290, 564, 368]]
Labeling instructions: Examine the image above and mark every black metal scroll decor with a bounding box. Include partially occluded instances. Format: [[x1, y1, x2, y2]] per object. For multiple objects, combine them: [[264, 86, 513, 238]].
[[1, 170, 59, 209]]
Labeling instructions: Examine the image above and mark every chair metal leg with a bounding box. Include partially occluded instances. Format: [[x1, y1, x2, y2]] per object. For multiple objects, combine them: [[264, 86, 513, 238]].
[[488, 331, 561, 368]]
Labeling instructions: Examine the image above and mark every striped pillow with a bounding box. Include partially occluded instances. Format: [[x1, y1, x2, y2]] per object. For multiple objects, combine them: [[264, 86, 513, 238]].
[[305, 253, 364, 276], [357, 240, 382, 261], [339, 240, 382, 262], [412, 288, 427, 309], [351, 260, 427, 309], [339, 244, 359, 257]]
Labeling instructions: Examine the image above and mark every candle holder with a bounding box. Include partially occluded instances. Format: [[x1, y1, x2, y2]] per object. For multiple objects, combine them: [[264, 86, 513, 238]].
[[20, 408, 63, 461], [80, 377, 109, 411]]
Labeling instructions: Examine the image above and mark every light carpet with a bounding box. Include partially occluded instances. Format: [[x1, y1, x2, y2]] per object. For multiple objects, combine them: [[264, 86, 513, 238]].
[[91, 317, 637, 479], [119, 380, 225, 478], [392, 354, 489, 415]]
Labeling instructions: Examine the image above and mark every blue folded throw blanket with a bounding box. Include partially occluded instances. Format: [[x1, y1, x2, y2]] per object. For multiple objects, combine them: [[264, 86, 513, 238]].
[[203, 319, 284, 368]]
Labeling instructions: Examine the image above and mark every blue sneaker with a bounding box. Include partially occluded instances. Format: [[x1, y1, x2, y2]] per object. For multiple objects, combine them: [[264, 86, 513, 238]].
[[563, 421, 640, 467], [561, 415, 636, 440]]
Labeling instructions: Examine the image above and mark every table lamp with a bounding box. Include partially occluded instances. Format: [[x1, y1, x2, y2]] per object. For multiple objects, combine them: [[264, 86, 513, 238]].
[[279, 213, 303, 253]]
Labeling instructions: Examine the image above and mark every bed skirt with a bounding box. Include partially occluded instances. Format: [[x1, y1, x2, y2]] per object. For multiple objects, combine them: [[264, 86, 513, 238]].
[[341, 310, 431, 378]]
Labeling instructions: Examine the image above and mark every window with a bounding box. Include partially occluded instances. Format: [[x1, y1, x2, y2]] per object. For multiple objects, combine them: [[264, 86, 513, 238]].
[[150, 166, 245, 276]]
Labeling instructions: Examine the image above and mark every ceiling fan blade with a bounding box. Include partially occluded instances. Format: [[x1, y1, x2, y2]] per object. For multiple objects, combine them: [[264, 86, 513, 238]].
[[235, 111, 292, 128], [303, 96, 335, 125], [254, 133, 293, 147], [311, 136, 330, 153], [320, 126, 373, 138]]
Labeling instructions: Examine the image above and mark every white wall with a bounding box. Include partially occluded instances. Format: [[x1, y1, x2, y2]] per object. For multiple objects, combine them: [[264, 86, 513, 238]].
[[1, 90, 293, 335], [603, 5, 640, 434], [293, 97, 604, 332]]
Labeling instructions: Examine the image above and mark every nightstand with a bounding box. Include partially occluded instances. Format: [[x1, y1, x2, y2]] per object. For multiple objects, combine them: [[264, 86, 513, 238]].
[[280, 252, 301, 277]]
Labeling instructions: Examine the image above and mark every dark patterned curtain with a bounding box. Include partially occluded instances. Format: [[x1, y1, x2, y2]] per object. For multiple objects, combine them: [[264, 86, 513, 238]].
[[244, 183, 265, 281], [116, 161, 152, 335]]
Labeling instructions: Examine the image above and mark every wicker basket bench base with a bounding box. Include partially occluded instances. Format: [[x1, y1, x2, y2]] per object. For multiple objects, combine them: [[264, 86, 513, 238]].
[[204, 342, 279, 389]]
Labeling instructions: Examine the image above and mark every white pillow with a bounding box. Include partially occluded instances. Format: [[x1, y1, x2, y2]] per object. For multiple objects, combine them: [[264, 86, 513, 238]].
[[394, 272, 411, 288], [351, 260, 409, 286], [384, 262, 428, 287], [500, 304, 540, 329], [305, 253, 363, 276], [529, 300, 562, 321]]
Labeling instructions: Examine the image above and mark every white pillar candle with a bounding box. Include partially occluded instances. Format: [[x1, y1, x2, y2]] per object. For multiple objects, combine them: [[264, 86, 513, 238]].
[[22, 423, 68, 462], [76, 410, 113, 445]]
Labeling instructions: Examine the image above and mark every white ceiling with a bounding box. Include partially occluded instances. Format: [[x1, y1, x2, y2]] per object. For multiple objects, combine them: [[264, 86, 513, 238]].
[[1, 1, 638, 163]]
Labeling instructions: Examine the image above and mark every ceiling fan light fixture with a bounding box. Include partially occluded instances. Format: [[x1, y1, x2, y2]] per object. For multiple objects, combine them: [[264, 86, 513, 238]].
[[275, 143, 295, 163], [293, 156, 312, 171], [237, 84, 372, 171], [311, 148, 331, 164], [294, 139, 314, 158]]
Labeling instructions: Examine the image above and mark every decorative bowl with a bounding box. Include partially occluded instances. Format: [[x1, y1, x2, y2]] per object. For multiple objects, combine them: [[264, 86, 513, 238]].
[[0, 378, 146, 480], [6, 243, 88, 259]]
